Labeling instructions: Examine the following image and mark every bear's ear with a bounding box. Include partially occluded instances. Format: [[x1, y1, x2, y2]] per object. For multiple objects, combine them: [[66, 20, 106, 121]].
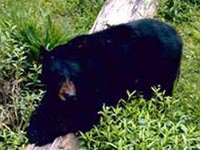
[[39, 46, 49, 62], [67, 35, 91, 60]]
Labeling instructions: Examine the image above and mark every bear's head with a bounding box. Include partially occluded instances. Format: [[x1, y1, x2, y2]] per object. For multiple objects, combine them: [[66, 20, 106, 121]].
[[39, 45, 83, 101], [39, 35, 103, 102]]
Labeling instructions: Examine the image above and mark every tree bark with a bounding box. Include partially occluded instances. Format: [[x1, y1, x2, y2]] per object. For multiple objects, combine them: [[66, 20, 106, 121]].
[[26, 133, 79, 150], [26, 0, 160, 149], [90, 0, 160, 33]]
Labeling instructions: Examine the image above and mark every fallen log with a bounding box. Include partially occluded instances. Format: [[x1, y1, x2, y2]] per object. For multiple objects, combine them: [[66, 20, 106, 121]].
[[26, 0, 159, 149], [26, 133, 78, 150]]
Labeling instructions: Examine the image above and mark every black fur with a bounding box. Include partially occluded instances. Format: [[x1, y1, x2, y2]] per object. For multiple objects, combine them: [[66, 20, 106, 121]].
[[27, 19, 183, 145]]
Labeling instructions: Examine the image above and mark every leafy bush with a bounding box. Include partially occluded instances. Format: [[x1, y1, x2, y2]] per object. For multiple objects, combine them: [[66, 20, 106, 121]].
[[157, 0, 200, 23], [79, 88, 200, 149]]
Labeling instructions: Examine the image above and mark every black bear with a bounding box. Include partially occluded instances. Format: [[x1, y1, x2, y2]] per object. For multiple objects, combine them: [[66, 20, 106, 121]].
[[27, 19, 183, 145]]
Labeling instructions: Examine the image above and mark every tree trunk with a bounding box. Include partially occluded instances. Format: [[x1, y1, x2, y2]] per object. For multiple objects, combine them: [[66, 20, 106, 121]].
[[26, 0, 159, 149], [90, 0, 159, 33]]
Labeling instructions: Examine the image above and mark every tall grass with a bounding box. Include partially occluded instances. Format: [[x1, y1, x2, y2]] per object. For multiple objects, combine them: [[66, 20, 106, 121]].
[[0, 0, 103, 56]]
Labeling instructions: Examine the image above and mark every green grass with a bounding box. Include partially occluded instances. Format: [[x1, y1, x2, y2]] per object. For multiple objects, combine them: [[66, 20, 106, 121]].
[[0, 0, 200, 149]]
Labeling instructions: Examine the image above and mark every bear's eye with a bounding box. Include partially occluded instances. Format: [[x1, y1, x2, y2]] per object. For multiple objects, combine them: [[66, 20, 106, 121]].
[[68, 62, 80, 72], [50, 56, 55, 60]]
